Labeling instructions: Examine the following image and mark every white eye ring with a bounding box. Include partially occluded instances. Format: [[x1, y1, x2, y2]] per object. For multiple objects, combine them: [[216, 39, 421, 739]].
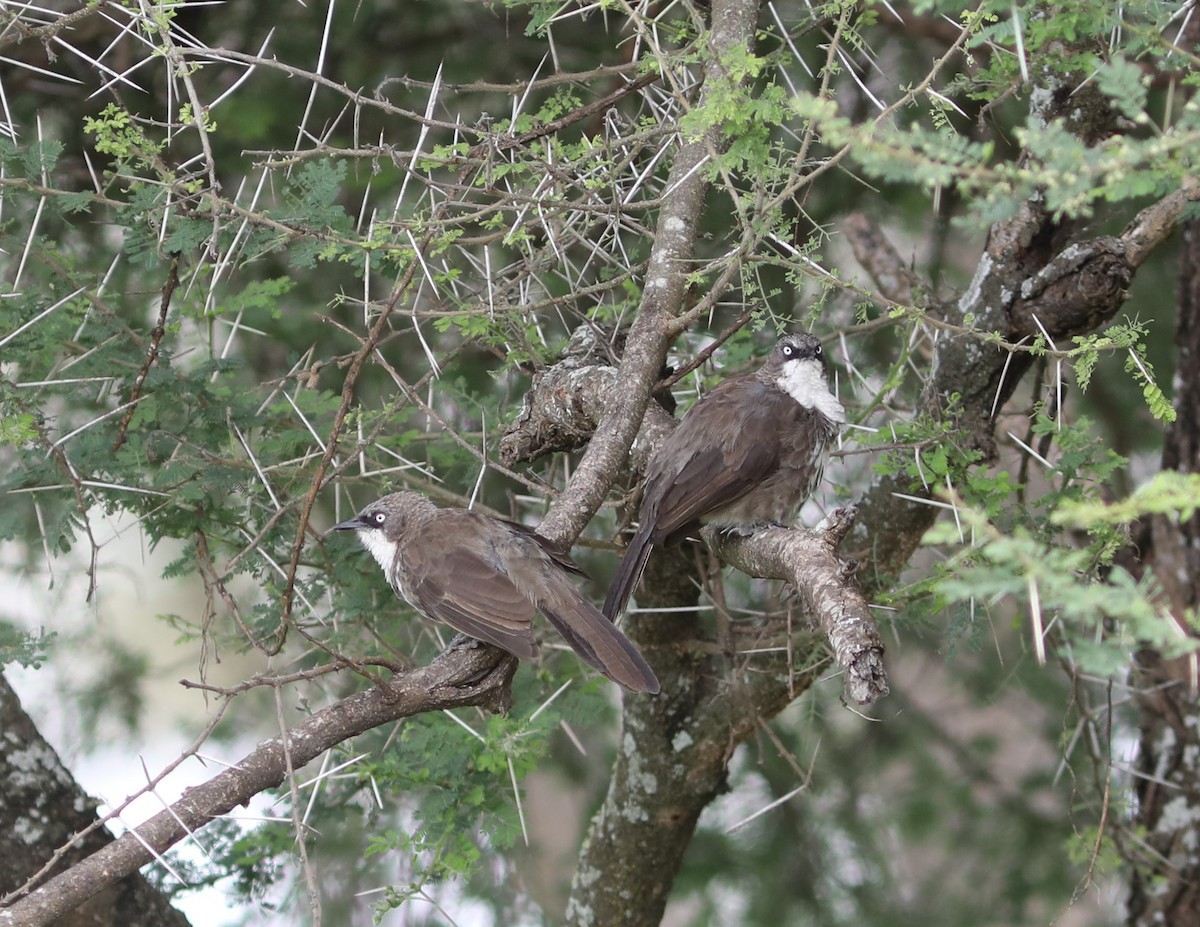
[[371, 512, 386, 525], [783, 344, 795, 357]]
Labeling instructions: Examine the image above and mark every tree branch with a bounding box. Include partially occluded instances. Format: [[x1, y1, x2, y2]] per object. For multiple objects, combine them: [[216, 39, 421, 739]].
[[500, 326, 677, 475], [706, 506, 887, 706], [535, 3, 754, 548], [843, 212, 924, 306], [0, 644, 518, 927]]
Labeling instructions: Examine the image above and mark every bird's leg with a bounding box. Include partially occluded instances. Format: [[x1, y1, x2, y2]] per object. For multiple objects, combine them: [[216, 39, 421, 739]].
[[447, 633, 488, 653], [715, 520, 791, 539]]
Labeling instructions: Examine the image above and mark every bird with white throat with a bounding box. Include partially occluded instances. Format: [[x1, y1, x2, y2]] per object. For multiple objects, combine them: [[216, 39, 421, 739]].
[[335, 491, 660, 693], [602, 332, 845, 621]]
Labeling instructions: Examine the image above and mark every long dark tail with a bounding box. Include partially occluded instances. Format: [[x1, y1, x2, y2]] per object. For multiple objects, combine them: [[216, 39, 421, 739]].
[[602, 524, 654, 623], [540, 594, 659, 693]]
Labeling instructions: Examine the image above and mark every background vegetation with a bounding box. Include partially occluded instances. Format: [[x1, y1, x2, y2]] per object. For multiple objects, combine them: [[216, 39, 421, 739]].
[[2, 1, 1198, 925]]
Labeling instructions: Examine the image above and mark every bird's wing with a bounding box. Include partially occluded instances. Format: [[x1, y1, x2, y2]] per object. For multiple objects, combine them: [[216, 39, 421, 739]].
[[645, 377, 796, 541], [494, 527, 660, 693], [497, 518, 588, 577], [403, 516, 538, 660]]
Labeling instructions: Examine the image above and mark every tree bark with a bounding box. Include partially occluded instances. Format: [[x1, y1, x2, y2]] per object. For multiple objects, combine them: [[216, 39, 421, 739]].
[[0, 671, 192, 927], [1125, 123, 1200, 927]]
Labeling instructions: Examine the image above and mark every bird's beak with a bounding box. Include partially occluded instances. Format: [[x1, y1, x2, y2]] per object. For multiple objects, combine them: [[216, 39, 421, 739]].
[[330, 516, 362, 534]]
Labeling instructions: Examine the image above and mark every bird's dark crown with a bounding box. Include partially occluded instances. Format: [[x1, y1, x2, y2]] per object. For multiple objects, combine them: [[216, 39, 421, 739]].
[[332, 491, 435, 540], [775, 332, 823, 364]]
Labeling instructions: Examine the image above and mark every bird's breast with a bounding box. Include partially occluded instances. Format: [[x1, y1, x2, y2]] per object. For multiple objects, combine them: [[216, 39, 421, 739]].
[[359, 529, 401, 575]]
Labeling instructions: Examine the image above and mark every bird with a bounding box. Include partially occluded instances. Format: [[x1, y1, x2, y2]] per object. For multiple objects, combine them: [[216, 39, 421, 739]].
[[333, 491, 660, 693], [602, 332, 846, 621]]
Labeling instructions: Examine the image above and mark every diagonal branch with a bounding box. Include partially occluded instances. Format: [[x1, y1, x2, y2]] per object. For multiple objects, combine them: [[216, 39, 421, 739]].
[[535, 4, 756, 548], [0, 645, 518, 927]]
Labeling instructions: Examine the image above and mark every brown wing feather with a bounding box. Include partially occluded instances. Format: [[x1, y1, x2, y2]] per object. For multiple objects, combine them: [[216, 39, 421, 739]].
[[643, 377, 792, 543], [498, 518, 588, 577], [496, 531, 660, 693], [403, 517, 538, 659]]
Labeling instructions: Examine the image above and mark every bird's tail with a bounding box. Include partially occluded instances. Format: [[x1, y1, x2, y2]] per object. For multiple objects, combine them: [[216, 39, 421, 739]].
[[602, 524, 654, 623], [539, 594, 659, 693]]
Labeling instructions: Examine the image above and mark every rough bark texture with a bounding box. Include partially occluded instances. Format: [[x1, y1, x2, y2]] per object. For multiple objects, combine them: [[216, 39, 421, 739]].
[[850, 80, 1199, 584], [534, 0, 757, 550], [706, 507, 886, 706], [1125, 166, 1200, 927], [565, 542, 733, 927], [565, 537, 816, 927], [0, 645, 517, 927], [500, 325, 678, 476], [0, 672, 192, 927]]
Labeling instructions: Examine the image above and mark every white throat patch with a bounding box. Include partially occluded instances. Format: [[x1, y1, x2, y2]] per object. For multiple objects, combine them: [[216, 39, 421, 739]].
[[777, 359, 846, 424], [358, 528, 398, 574]]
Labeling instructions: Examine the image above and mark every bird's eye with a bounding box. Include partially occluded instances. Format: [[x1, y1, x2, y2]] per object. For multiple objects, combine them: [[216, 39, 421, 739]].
[[370, 511, 386, 525], [782, 344, 795, 358], [814, 344, 822, 355]]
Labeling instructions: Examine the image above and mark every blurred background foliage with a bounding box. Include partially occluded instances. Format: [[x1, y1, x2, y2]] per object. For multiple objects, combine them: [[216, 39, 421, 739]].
[[3, 0, 1196, 923]]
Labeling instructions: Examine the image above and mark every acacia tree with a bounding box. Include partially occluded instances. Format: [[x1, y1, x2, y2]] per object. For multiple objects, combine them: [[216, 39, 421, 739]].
[[1, 1, 1198, 926]]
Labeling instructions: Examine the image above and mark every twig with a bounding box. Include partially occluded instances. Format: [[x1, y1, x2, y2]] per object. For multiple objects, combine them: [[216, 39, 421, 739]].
[[112, 255, 178, 453]]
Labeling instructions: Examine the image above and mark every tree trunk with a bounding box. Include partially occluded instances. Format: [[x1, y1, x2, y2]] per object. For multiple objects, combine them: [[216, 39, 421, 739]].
[[1125, 175, 1200, 927], [0, 671, 192, 927]]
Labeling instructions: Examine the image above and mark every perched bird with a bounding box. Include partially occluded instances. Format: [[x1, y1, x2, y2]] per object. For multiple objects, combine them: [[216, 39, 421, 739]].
[[334, 491, 659, 693], [602, 332, 846, 621]]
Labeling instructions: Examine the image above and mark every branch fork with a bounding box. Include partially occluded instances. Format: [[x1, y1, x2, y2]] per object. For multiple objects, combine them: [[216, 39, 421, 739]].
[[705, 506, 888, 706]]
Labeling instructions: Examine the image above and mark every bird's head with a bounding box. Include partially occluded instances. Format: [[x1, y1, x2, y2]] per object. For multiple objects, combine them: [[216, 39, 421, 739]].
[[332, 491, 435, 569], [770, 332, 826, 373], [765, 332, 845, 423]]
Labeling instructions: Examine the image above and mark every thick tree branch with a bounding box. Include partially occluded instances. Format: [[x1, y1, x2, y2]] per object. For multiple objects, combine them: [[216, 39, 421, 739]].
[[564, 520, 824, 927], [0, 645, 518, 927], [843, 212, 924, 305], [706, 506, 887, 706], [536, 1, 756, 549], [842, 132, 1200, 621], [500, 326, 677, 475], [923, 178, 1200, 461]]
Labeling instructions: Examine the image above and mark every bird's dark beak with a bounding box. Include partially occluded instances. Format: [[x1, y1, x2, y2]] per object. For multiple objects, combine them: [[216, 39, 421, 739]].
[[331, 516, 362, 534]]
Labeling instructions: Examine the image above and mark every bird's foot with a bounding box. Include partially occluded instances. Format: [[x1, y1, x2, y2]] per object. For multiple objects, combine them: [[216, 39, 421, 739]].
[[716, 521, 791, 539], [447, 633, 487, 653]]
